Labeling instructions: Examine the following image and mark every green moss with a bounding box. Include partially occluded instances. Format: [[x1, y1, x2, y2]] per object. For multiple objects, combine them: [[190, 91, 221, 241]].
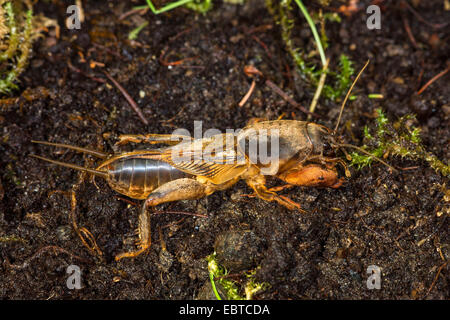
[[267, 0, 321, 83], [0, 1, 34, 95], [323, 54, 355, 101], [206, 253, 268, 300], [244, 269, 270, 300], [206, 253, 243, 300], [185, 0, 213, 13], [266, 0, 354, 102], [350, 109, 450, 177]]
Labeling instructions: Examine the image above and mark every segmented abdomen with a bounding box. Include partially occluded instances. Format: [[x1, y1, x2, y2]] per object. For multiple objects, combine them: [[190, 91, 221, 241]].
[[106, 157, 190, 199]]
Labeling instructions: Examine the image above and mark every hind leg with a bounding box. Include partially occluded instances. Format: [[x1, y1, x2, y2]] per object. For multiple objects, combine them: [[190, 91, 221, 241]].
[[115, 178, 214, 260], [115, 202, 152, 261], [144, 178, 214, 206]]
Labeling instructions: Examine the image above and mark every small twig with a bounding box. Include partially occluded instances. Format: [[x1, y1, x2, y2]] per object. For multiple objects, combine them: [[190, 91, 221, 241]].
[[103, 71, 149, 125], [425, 261, 448, 298], [401, 0, 448, 29], [158, 227, 167, 251], [160, 105, 186, 126], [238, 80, 256, 107], [247, 24, 273, 34], [417, 67, 449, 95], [308, 58, 330, 119], [402, 15, 418, 48], [118, 7, 148, 20], [159, 46, 198, 67], [398, 166, 420, 171], [415, 60, 425, 91], [243, 65, 319, 118], [160, 55, 198, 67], [265, 79, 319, 118], [91, 42, 124, 60], [47, 187, 102, 258], [71, 174, 103, 258], [169, 27, 193, 42], [67, 61, 106, 83], [251, 35, 272, 59]]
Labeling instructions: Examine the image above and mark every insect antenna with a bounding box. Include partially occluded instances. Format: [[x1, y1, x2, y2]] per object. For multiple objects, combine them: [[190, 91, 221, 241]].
[[31, 140, 108, 159], [330, 60, 397, 172], [334, 60, 370, 133], [30, 154, 108, 179]]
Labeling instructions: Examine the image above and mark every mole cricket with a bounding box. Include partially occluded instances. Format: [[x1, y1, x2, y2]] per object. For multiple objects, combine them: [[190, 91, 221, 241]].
[[32, 61, 393, 260]]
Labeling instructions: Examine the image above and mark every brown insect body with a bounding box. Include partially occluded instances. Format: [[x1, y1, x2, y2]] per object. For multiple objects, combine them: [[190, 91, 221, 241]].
[[32, 61, 383, 260], [236, 120, 342, 188], [31, 120, 348, 260], [101, 154, 191, 200]]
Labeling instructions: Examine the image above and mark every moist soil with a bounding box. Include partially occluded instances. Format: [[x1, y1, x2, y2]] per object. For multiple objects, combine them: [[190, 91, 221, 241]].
[[0, 0, 448, 299]]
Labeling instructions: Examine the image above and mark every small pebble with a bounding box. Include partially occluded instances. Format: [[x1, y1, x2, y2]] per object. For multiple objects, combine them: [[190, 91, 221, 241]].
[[214, 230, 264, 272]]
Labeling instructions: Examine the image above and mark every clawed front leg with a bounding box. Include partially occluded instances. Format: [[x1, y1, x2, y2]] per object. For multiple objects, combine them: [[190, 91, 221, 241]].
[[245, 175, 305, 212], [115, 178, 213, 260]]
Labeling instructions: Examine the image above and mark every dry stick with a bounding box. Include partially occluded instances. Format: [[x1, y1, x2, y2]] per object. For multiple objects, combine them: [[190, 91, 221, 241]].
[[103, 71, 149, 125], [243, 65, 318, 118], [160, 55, 198, 67], [425, 261, 448, 298], [159, 45, 199, 67], [238, 80, 256, 107], [252, 35, 273, 59], [91, 42, 124, 60], [401, 0, 448, 29], [47, 189, 101, 257], [402, 15, 418, 48], [118, 7, 148, 20], [415, 61, 425, 91], [417, 67, 449, 95], [265, 79, 319, 118], [71, 172, 103, 258], [308, 58, 330, 120], [169, 27, 193, 42], [68, 61, 106, 83], [247, 24, 273, 34]]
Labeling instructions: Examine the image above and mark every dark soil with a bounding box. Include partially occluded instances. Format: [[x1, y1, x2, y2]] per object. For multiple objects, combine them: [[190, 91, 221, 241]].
[[0, 0, 448, 299]]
